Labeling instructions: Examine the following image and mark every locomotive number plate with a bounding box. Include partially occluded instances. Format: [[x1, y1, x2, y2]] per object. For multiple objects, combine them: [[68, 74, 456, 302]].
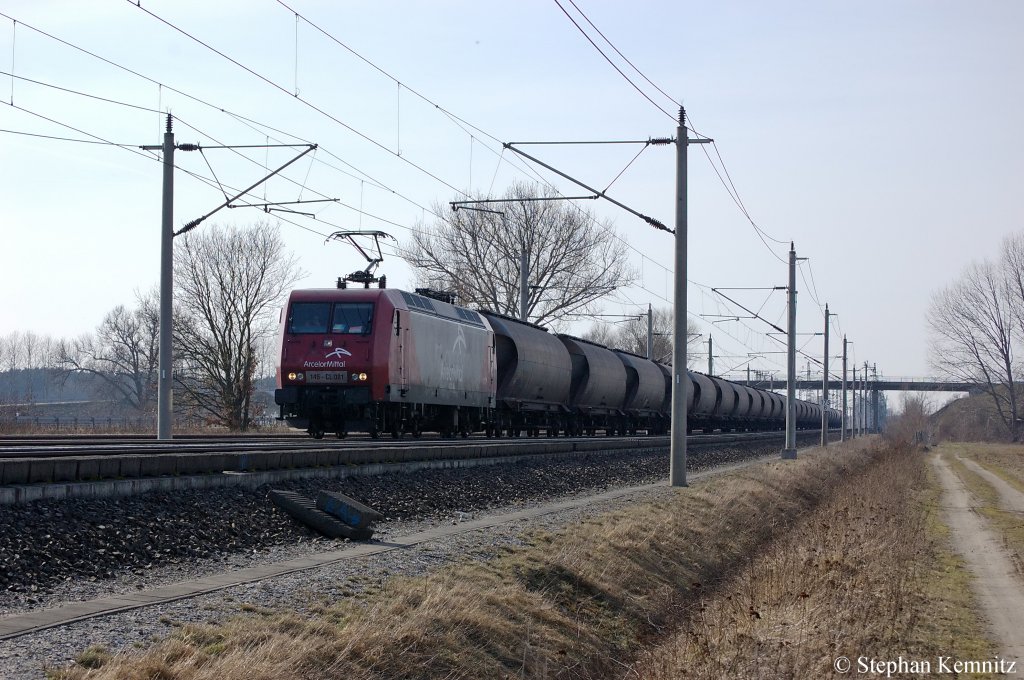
[[307, 371, 347, 384]]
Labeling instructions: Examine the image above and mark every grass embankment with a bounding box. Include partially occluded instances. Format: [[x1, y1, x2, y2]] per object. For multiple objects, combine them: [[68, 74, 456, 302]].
[[56, 441, 990, 679], [637, 444, 995, 678], [942, 443, 1024, 571]]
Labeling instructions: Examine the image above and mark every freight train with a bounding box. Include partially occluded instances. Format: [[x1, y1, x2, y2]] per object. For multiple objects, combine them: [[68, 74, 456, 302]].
[[274, 286, 840, 439]]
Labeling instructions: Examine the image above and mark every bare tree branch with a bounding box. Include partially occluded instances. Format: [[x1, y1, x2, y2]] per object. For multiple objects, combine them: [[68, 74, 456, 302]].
[[928, 253, 1020, 441], [582, 308, 701, 366], [173, 221, 303, 430], [399, 182, 636, 328], [54, 290, 160, 412]]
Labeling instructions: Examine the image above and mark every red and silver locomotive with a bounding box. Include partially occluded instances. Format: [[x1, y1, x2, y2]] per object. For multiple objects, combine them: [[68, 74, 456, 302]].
[[274, 287, 495, 438]]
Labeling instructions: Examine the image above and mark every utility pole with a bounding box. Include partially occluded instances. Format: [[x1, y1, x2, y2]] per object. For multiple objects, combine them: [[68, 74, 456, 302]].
[[158, 116, 174, 441], [670, 106, 712, 487], [144, 115, 177, 441], [852, 365, 858, 438], [139, 117, 319, 440], [746, 364, 751, 386], [647, 303, 653, 360], [872, 363, 880, 433], [863, 361, 869, 434], [821, 303, 830, 447], [520, 248, 529, 322], [707, 335, 714, 376], [782, 242, 799, 459], [841, 336, 848, 442]]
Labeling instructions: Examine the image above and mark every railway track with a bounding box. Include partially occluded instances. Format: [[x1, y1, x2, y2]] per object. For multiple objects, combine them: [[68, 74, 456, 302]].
[[0, 435, 828, 647], [0, 430, 794, 459]]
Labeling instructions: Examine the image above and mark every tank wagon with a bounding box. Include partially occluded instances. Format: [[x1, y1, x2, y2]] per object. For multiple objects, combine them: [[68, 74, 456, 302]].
[[275, 287, 840, 438]]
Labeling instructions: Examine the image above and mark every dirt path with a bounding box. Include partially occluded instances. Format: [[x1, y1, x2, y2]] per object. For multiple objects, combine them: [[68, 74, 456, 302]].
[[932, 455, 1024, 661], [958, 456, 1024, 513]]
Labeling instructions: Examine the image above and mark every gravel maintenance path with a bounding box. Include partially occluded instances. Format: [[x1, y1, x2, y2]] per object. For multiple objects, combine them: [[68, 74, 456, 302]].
[[932, 455, 1024, 664], [957, 456, 1024, 514]]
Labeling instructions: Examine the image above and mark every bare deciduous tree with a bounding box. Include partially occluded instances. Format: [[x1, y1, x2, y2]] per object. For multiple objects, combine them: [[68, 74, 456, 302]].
[[1, 332, 24, 373], [55, 289, 160, 412], [885, 393, 933, 445], [583, 308, 701, 367], [400, 182, 635, 328], [928, 253, 1020, 441], [173, 221, 303, 431]]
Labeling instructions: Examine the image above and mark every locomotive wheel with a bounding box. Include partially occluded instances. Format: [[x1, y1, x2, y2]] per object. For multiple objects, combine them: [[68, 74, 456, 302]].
[[336, 430, 348, 439], [369, 429, 380, 439], [312, 429, 325, 440]]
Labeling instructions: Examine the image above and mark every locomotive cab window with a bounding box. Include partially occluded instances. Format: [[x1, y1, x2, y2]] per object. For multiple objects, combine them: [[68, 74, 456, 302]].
[[332, 302, 374, 335], [288, 302, 331, 334]]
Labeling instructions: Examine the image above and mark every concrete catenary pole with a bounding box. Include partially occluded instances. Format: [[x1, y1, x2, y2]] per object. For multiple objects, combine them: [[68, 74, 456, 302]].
[[519, 248, 529, 322], [872, 363, 880, 433], [821, 303, 830, 447], [852, 365, 858, 438], [860, 358, 868, 432], [157, 115, 175, 440], [707, 335, 713, 376], [782, 243, 798, 459], [841, 335, 848, 442], [670, 107, 712, 487], [863, 361, 869, 434], [670, 108, 698, 487], [647, 303, 653, 360], [669, 106, 691, 487]]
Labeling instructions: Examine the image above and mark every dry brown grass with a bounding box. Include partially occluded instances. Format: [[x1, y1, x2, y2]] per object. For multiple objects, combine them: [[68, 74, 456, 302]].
[[54, 440, 983, 680], [635, 444, 996, 679]]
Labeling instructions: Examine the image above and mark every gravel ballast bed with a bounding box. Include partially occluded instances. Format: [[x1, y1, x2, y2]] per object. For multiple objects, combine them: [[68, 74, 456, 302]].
[[0, 436, 819, 678], [0, 480, 694, 679], [0, 437, 814, 615]]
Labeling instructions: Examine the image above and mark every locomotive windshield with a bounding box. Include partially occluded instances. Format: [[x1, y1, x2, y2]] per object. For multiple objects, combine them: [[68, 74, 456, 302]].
[[332, 302, 374, 335], [287, 301, 374, 334], [288, 302, 331, 334]]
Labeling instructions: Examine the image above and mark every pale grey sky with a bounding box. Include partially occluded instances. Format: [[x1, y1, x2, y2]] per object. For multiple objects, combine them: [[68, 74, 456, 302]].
[[2, 0, 1022, 384]]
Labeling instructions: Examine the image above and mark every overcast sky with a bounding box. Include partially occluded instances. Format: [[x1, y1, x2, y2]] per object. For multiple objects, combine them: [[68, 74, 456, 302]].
[[2, 0, 1022, 389]]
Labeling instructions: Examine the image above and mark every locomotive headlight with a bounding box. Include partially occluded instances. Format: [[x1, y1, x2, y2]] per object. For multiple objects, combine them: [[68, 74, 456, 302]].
[[288, 372, 304, 381], [359, 372, 368, 381]]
